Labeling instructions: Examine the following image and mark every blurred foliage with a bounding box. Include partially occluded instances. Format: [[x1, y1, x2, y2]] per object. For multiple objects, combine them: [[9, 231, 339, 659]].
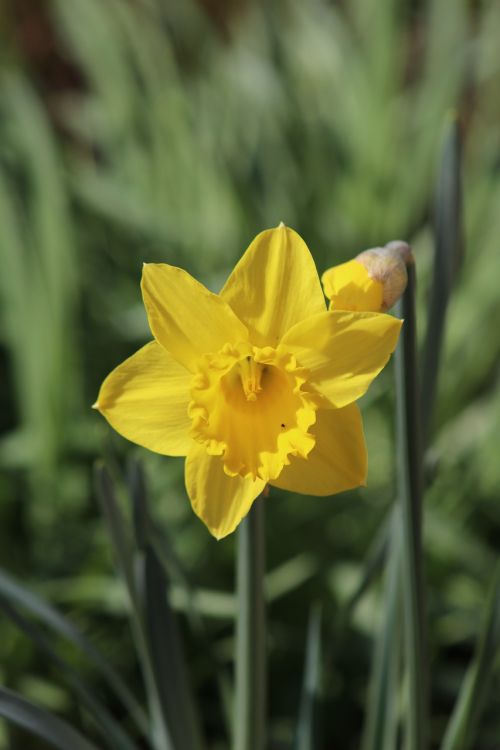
[[0, 0, 500, 748]]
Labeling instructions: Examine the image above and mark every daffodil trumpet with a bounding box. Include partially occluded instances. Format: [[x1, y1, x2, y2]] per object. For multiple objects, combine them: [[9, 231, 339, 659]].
[[95, 225, 402, 538]]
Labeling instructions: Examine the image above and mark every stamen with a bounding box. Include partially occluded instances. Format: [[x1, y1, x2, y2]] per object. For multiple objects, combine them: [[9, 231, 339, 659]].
[[238, 357, 264, 401]]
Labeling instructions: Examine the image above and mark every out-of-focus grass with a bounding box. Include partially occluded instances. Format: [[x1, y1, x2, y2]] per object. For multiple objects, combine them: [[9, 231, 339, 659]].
[[0, 0, 500, 747]]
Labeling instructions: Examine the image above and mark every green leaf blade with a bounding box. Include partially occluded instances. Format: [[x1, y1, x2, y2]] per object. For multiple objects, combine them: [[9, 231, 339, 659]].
[[295, 604, 323, 750], [441, 563, 500, 750], [0, 686, 101, 750], [234, 499, 266, 750], [0, 568, 148, 738]]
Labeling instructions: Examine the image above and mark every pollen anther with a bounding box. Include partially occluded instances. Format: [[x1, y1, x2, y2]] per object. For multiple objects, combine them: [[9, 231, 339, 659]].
[[238, 356, 265, 401]]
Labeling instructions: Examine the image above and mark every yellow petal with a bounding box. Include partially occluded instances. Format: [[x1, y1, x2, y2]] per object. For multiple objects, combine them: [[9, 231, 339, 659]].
[[220, 224, 326, 347], [185, 444, 265, 538], [95, 341, 192, 456], [270, 404, 367, 496], [322, 259, 384, 312], [141, 263, 248, 372], [281, 310, 402, 408]]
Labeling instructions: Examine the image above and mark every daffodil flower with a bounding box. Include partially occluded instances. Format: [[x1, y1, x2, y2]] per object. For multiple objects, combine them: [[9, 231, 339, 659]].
[[95, 226, 402, 538]]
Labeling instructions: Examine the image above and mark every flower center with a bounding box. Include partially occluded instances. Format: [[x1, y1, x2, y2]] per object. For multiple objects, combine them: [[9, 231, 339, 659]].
[[188, 343, 318, 481]]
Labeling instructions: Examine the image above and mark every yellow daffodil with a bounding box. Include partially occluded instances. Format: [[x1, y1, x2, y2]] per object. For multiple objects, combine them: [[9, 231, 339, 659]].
[[94, 225, 402, 539], [322, 241, 411, 312]]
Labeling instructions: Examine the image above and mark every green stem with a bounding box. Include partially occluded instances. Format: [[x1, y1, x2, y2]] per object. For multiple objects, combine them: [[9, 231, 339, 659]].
[[394, 264, 427, 750], [361, 508, 402, 750], [234, 497, 266, 750], [441, 562, 500, 750], [421, 116, 463, 443]]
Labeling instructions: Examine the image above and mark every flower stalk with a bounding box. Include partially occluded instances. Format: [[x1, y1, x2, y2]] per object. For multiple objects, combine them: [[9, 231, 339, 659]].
[[421, 115, 463, 443], [394, 261, 427, 750], [234, 498, 266, 750]]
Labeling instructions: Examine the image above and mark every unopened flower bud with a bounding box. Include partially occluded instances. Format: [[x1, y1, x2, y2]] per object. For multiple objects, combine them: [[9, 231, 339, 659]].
[[322, 240, 412, 313], [356, 241, 412, 311]]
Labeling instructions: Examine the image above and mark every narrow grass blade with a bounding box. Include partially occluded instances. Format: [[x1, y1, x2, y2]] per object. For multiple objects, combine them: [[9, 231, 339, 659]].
[[148, 525, 205, 629], [0, 596, 139, 750], [361, 509, 402, 750], [128, 459, 150, 552], [128, 460, 202, 633], [295, 604, 323, 750], [0, 568, 148, 737], [441, 563, 500, 750], [422, 115, 464, 442], [129, 459, 204, 750], [148, 522, 234, 739], [128, 459, 232, 742], [142, 546, 205, 750], [341, 457, 442, 633], [95, 463, 138, 609], [394, 264, 428, 750], [0, 686, 100, 750], [339, 511, 390, 629], [234, 499, 266, 750], [94, 463, 174, 750]]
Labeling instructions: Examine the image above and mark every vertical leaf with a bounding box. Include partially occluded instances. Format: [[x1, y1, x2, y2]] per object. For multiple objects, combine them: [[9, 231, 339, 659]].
[[142, 548, 205, 750], [340, 513, 390, 627], [0, 76, 79, 487], [129, 459, 232, 741], [94, 463, 174, 750], [128, 461, 205, 750], [394, 264, 428, 750], [233, 499, 266, 750], [0, 687, 100, 750], [441, 563, 500, 750], [295, 604, 323, 750], [95, 463, 138, 610], [361, 510, 402, 750], [422, 115, 463, 442]]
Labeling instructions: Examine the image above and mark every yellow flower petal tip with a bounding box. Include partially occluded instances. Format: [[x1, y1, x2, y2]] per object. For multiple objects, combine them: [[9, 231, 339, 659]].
[[322, 260, 384, 313], [95, 227, 398, 536], [323, 240, 413, 313]]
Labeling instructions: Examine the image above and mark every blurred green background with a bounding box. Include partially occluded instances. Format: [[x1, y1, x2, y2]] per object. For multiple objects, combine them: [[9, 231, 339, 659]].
[[0, 0, 500, 747]]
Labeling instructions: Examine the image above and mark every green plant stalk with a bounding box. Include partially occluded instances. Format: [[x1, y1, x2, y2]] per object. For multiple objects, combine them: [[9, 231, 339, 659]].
[[441, 562, 500, 750], [295, 603, 323, 750], [361, 508, 402, 750], [128, 460, 205, 750], [95, 464, 174, 750], [234, 497, 266, 750], [421, 115, 463, 442], [394, 265, 427, 750]]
